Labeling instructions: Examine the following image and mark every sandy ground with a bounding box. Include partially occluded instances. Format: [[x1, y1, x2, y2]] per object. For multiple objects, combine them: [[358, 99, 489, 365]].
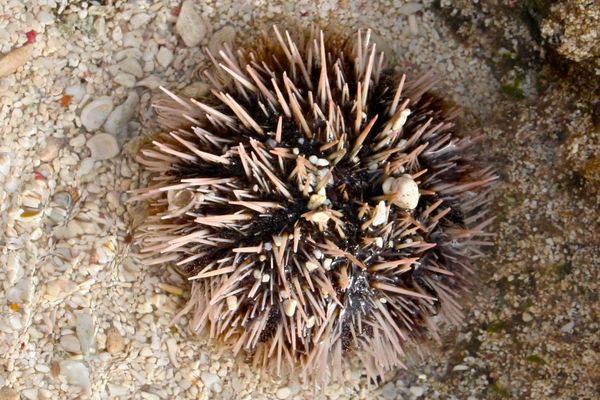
[[1, 1, 598, 399]]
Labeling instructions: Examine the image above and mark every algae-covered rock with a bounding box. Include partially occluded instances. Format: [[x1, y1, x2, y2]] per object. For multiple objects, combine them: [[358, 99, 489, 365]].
[[540, 1, 600, 71]]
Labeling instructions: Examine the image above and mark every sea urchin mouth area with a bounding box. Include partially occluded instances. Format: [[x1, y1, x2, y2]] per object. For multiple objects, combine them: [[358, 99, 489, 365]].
[[131, 26, 496, 384]]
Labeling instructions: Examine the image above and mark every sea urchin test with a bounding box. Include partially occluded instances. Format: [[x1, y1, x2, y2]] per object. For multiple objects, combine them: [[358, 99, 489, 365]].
[[130, 26, 496, 384]]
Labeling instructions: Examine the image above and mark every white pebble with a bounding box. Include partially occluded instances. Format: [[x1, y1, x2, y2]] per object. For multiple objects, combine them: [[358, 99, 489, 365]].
[[0, 43, 33, 77], [156, 47, 174, 68], [307, 194, 326, 210], [397, 2, 423, 15], [80, 97, 114, 131], [59, 361, 91, 394], [176, 1, 208, 47], [392, 108, 411, 130], [77, 157, 95, 177], [118, 57, 143, 78], [60, 334, 82, 354], [87, 133, 120, 160], [114, 72, 136, 87], [276, 387, 292, 399], [39, 138, 61, 162], [104, 91, 139, 135], [130, 13, 151, 30], [200, 372, 220, 390], [409, 386, 425, 397]]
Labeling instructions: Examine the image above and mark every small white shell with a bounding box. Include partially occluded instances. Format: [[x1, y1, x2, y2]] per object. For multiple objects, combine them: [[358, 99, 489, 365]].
[[383, 174, 420, 210], [283, 299, 298, 317], [371, 201, 388, 226]]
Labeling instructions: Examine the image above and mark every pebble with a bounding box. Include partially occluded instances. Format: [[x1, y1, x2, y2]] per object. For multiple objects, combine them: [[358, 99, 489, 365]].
[[283, 299, 297, 317], [59, 361, 90, 394], [80, 97, 114, 131], [397, 2, 423, 15], [37, 10, 55, 24], [156, 47, 174, 68], [276, 387, 292, 399], [104, 91, 139, 135], [522, 312, 533, 322], [200, 372, 220, 390], [65, 84, 86, 103], [106, 328, 125, 353], [176, 1, 208, 47], [130, 13, 151, 30], [0, 43, 33, 77], [181, 81, 210, 98], [76, 311, 94, 356], [44, 278, 77, 301], [114, 72, 136, 87], [87, 133, 120, 160], [118, 57, 143, 78], [208, 25, 237, 55], [409, 386, 425, 397], [0, 387, 18, 400], [60, 334, 82, 354], [39, 137, 61, 162], [77, 157, 95, 176]]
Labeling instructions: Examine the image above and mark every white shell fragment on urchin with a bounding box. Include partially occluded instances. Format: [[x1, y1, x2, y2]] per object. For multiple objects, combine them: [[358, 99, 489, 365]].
[[131, 26, 497, 386], [383, 174, 421, 209]]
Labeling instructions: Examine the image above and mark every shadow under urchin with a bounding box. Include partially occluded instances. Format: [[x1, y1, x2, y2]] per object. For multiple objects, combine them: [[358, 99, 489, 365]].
[[130, 25, 497, 385]]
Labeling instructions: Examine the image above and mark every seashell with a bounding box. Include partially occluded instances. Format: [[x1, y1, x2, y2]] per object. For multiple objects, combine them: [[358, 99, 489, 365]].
[[382, 174, 420, 210], [208, 25, 237, 55], [0, 43, 33, 77]]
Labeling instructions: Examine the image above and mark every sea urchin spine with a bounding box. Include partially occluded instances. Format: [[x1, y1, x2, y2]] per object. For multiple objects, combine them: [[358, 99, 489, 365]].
[[131, 26, 497, 384]]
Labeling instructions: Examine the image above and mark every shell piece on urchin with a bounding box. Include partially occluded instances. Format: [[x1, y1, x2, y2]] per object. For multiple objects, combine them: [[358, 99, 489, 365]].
[[130, 26, 497, 384]]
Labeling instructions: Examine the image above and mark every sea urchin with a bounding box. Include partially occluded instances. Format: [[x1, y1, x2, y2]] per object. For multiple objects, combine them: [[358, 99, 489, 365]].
[[131, 26, 496, 384]]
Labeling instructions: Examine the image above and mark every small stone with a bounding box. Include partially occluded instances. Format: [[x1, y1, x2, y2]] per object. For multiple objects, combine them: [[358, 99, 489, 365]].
[[0, 43, 33, 77], [560, 321, 575, 334], [77, 157, 95, 176], [39, 137, 61, 162], [59, 361, 90, 394], [45, 279, 77, 301], [104, 91, 139, 135], [80, 97, 114, 131], [106, 328, 125, 354], [156, 47, 174, 68], [307, 194, 326, 210], [276, 387, 292, 399], [130, 13, 151, 30], [397, 2, 423, 15], [76, 311, 94, 356], [522, 312, 533, 322], [200, 372, 220, 390], [305, 261, 319, 272], [176, 1, 208, 47], [65, 84, 86, 103], [60, 334, 82, 354], [136, 75, 164, 89], [114, 72, 136, 87], [118, 57, 143, 78], [37, 10, 55, 24], [87, 133, 120, 160], [0, 387, 18, 400], [409, 386, 425, 397]]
